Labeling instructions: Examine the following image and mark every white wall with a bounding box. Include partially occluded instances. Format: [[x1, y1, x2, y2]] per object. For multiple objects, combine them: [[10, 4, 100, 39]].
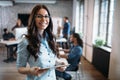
[[109, 0, 120, 79], [0, 1, 73, 38], [83, 0, 94, 62], [52, 17, 62, 37], [72, 0, 94, 62]]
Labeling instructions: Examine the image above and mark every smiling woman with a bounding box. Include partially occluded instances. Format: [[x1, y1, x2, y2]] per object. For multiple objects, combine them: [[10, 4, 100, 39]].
[[35, 9, 50, 31], [16, 4, 59, 80]]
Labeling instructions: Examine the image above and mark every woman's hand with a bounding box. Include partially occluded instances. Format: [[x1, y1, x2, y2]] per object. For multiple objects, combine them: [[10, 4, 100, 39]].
[[56, 66, 66, 72], [29, 67, 48, 76], [55, 62, 66, 72], [29, 67, 40, 76]]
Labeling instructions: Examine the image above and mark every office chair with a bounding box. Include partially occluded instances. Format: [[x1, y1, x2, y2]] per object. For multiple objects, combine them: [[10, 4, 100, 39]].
[[66, 62, 84, 80], [56, 62, 84, 80]]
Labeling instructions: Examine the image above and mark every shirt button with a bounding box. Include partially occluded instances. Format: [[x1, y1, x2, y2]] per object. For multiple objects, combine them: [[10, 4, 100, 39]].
[[48, 74, 50, 77], [48, 60, 51, 63]]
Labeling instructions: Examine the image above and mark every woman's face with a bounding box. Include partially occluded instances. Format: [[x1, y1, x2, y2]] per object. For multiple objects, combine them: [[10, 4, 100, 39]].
[[35, 8, 50, 31], [17, 19, 21, 26]]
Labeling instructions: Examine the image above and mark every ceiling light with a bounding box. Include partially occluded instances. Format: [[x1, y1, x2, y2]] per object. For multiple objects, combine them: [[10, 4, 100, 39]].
[[14, 0, 56, 4], [0, 1, 13, 7]]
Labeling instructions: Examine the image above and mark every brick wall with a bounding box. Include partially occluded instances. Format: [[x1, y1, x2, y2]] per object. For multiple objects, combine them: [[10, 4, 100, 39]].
[[0, 0, 73, 38]]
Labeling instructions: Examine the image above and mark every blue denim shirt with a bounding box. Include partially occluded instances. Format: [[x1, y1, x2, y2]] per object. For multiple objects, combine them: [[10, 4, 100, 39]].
[[62, 22, 70, 35], [67, 45, 82, 68], [16, 37, 57, 80]]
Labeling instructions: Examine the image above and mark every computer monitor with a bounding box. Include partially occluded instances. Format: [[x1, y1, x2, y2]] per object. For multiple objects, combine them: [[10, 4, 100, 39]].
[[14, 27, 27, 40]]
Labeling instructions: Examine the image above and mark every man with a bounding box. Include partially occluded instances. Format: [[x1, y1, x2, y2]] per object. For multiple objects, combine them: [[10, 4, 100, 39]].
[[12, 18, 24, 31], [56, 33, 83, 80], [3, 28, 15, 40], [62, 17, 70, 39], [2, 28, 17, 63], [62, 17, 71, 49]]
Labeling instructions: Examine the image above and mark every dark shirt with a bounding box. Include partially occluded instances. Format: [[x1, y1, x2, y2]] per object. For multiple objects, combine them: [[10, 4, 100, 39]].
[[2, 32, 15, 40], [63, 22, 70, 35]]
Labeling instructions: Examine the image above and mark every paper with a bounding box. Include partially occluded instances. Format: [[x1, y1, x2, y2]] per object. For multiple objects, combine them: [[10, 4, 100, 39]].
[[55, 64, 70, 68]]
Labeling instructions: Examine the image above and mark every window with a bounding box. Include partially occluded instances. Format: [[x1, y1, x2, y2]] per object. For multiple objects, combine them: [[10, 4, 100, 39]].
[[75, 0, 84, 36], [79, 0, 84, 34], [107, 0, 115, 47], [93, 0, 115, 47], [99, 0, 109, 41]]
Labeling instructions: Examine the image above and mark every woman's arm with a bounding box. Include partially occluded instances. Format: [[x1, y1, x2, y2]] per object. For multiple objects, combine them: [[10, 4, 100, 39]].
[[17, 39, 48, 76], [18, 67, 48, 76], [18, 67, 31, 75], [55, 60, 66, 72]]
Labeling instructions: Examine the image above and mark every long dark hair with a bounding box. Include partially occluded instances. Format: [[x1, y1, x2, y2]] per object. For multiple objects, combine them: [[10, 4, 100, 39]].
[[72, 33, 83, 48], [26, 4, 58, 61]]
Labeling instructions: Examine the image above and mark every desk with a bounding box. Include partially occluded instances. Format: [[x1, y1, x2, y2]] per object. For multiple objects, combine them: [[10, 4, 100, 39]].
[[0, 39, 22, 46], [56, 38, 67, 43], [0, 39, 22, 60], [56, 38, 68, 49]]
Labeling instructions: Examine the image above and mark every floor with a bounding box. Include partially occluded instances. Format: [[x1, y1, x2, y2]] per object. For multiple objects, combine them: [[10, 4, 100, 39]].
[[0, 48, 108, 80]]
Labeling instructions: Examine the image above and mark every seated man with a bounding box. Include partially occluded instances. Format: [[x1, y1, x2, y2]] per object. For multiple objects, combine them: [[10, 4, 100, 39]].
[[2, 28, 17, 62], [56, 33, 83, 80]]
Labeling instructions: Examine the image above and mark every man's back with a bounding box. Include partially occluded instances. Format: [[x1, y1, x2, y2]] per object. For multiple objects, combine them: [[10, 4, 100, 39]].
[[3, 32, 15, 40], [63, 22, 70, 35]]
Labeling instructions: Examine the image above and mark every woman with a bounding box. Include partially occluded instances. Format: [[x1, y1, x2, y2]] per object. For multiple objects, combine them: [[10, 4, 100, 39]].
[[12, 18, 24, 31], [16, 4, 59, 80]]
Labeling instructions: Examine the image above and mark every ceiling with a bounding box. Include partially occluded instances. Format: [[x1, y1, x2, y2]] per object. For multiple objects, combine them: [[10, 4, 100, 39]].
[[0, 0, 57, 7]]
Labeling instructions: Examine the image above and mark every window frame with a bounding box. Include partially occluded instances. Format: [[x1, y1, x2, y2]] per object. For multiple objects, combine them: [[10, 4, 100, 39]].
[[94, 0, 114, 48]]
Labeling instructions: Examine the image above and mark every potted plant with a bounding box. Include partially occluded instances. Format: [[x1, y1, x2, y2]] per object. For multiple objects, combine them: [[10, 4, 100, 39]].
[[94, 37, 106, 47]]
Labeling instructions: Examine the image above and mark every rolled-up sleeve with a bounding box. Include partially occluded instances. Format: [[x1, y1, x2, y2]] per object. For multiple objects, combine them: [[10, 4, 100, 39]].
[[16, 38, 29, 68]]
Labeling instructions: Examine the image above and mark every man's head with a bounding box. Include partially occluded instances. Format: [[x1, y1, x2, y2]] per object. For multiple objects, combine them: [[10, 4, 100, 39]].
[[63, 16, 69, 22], [69, 33, 83, 47], [3, 28, 8, 33], [69, 34, 74, 43]]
